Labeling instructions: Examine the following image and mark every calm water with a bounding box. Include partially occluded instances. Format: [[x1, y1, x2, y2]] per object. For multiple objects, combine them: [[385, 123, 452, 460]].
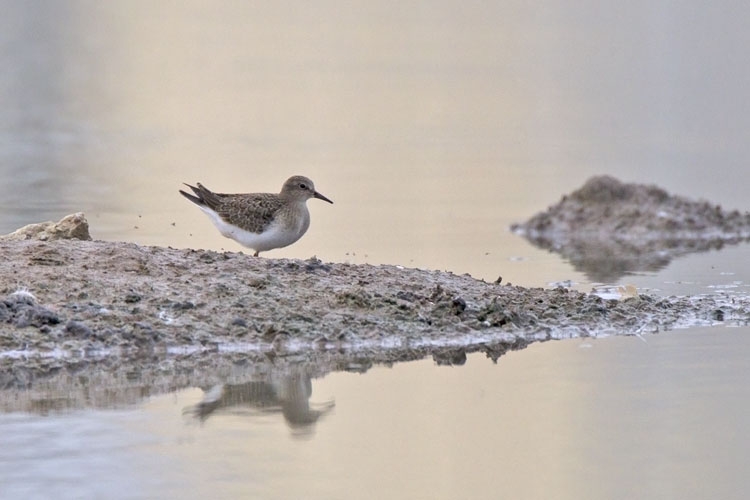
[[2, 1, 750, 499], [3, 329, 750, 500]]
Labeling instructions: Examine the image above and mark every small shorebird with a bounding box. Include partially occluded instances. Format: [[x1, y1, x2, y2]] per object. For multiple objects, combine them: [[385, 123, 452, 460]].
[[179, 175, 333, 256]]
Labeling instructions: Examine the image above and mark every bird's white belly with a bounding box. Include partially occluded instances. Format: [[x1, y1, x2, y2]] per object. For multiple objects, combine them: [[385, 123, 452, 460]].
[[199, 206, 305, 252]]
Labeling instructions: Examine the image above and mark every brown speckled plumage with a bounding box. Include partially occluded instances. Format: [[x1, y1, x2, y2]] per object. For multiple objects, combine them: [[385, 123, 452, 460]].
[[182, 184, 286, 234]]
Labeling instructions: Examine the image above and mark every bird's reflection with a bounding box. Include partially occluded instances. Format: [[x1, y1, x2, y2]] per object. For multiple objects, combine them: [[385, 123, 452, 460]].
[[184, 367, 335, 437]]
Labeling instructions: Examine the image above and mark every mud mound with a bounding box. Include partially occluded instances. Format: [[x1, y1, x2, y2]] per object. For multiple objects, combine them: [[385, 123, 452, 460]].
[[512, 176, 750, 281]]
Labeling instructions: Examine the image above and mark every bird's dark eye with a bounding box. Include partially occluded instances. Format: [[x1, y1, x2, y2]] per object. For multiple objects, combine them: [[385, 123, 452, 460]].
[[299, 183, 308, 190]]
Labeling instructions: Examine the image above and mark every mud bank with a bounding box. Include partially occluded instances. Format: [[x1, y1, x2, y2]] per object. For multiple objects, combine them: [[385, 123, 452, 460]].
[[2, 210, 749, 397], [0, 191, 750, 402], [512, 176, 750, 281]]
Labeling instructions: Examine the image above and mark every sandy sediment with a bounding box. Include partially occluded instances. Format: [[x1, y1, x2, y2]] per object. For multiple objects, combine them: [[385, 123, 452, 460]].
[[3, 178, 750, 411]]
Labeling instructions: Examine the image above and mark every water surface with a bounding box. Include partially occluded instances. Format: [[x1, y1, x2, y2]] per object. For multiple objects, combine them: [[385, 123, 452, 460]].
[[2, 327, 749, 500]]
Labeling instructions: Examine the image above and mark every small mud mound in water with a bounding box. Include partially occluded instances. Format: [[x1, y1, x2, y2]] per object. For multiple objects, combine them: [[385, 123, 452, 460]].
[[512, 176, 750, 282]]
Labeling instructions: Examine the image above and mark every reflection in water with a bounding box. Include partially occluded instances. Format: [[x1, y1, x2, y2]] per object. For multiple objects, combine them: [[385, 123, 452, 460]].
[[2, 331, 750, 500], [184, 368, 335, 437], [0, 343, 523, 416], [519, 235, 745, 283]]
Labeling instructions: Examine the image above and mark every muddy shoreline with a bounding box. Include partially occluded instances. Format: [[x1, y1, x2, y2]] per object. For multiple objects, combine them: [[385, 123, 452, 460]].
[[2, 234, 748, 396], [4, 174, 750, 405]]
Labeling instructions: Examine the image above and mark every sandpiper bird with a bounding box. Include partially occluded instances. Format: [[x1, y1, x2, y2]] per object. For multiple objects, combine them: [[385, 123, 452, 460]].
[[179, 175, 333, 256]]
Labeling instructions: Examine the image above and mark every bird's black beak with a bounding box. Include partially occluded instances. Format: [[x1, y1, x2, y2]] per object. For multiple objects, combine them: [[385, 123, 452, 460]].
[[314, 191, 333, 204]]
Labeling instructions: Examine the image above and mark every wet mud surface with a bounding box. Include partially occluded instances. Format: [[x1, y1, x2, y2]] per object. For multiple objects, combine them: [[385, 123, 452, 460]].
[[3, 176, 750, 411], [1, 237, 748, 407]]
